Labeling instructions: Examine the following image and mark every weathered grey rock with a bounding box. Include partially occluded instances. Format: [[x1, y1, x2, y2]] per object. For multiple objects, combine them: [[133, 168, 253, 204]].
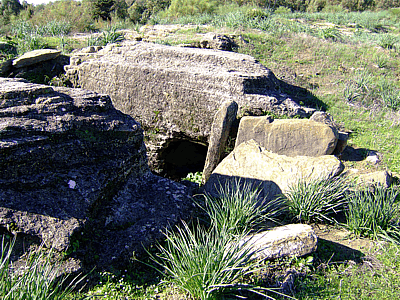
[[197, 33, 236, 51], [80, 46, 103, 53], [243, 224, 317, 260], [235, 117, 339, 157], [310, 111, 348, 155], [204, 140, 344, 201], [12, 49, 61, 68], [345, 170, 393, 188], [0, 59, 12, 75], [335, 131, 349, 155], [0, 78, 193, 271], [365, 150, 381, 164], [202, 100, 238, 184], [65, 41, 315, 175], [309, 111, 335, 125]]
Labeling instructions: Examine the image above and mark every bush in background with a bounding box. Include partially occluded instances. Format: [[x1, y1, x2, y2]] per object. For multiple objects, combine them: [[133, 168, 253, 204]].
[[128, 0, 170, 24]]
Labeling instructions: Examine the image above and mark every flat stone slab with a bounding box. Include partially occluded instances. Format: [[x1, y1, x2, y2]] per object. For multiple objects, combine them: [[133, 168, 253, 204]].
[[65, 41, 315, 174], [204, 140, 344, 201], [243, 224, 318, 260], [235, 117, 338, 156], [12, 49, 61, 68]]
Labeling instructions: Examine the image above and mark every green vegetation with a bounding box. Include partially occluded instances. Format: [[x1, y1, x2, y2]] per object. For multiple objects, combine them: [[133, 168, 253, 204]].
[[200, 180, 284, 234], [0, 236, 84, 300], [182, 171, 203, 185], [86, 25, 125, 46], [281, 176, 350, 224], [346, 186, 400, 241], [151, 222, 265, 300]]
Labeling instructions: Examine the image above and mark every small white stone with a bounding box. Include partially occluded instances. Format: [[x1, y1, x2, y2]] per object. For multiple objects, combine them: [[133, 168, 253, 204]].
[[68, 180, 76, 189]]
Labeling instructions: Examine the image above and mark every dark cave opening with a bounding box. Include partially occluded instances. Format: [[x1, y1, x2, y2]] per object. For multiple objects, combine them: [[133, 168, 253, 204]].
[[160, 140, 208, 180]]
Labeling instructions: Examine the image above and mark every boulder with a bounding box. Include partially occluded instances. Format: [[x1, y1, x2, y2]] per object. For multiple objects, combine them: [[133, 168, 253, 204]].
[[310, 111, 348, 155], [196, 33, 236, 51], [12, 49, 61, 69], [345, 170, 393, 188], [202, 100, 238, 184], [65, 41, 316, 176], [203, 140, 344, 201], [234, 116, 339, 156], [0, 78, 193, 271], [309, 111, 335, 125], [0, 59, 12, 75], [243, 224, 317, 260]]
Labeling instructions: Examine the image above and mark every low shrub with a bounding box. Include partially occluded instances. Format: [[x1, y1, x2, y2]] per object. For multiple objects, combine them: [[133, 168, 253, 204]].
[[182, 171, 202, 186], [377, 33, 398, 49], [165, 0, 219, 18], [86, 26, 125, 46], [319, 26, 343, 42]]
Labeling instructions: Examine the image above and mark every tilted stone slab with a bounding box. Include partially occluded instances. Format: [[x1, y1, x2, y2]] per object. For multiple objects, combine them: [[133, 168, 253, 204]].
[[12, 49, 61, 68], [65, 41, 315, 173], [202, 100, 238, 184], [203, 140, 344, 200], [243, 224, 318, 260], [235, 116, 338, 156]]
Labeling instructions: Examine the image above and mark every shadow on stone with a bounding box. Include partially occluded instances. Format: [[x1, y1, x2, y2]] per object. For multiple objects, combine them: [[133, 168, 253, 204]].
[[202, 174, 282, 203], [278, 79, 328, 111]]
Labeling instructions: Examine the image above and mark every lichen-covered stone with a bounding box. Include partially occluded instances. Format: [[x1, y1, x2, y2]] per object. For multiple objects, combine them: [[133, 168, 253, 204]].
[[243, 224, 318, 260], [235, 117, 339, 156], [12, 49, 61, 68], [0, 78, 193, 272], [202, 100, 238, 184], [345, 170, 393, 188]]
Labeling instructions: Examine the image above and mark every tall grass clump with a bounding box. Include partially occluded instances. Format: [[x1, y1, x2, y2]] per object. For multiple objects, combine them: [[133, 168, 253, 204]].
[[86, 26, 125, 46], [152, 222, 278, 300], [281, 176, 350, 224], [148, 180, 290, 299], [201, 179, 285, 234], [345, 186, 400, 242], [0, 236, 84, 300]]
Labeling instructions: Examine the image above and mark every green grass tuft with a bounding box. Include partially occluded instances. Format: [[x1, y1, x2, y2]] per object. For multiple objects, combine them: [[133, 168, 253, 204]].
[[0, 236, 85, 300], [201, 179, 285, 234], [345, 186, 400, 242], [281, 176, 350, 224]]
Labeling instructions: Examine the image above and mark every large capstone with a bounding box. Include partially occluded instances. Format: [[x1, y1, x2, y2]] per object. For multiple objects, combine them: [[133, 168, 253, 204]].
[[65, 41, 315, 175]]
